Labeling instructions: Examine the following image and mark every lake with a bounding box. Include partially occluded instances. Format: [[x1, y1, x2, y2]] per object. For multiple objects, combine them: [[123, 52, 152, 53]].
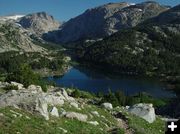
[[46, 67, 176, 98]]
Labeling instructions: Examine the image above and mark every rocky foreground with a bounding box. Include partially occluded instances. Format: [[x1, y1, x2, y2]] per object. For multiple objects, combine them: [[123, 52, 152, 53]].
[[0, 81, 166, 134]]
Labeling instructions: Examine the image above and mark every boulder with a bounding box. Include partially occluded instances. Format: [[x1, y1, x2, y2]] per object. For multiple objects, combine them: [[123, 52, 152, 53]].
[[91, 111, 100, 117], [88, 121, 99, 126], [10, 82, 24, 90], [65, 112, 88, 122], [0, 113, 4, 116], [101, 103, 113, 110], [70, 102, 79, 108], [58, 127, 68, 133], [49, 106, 59, 117], [128, 103, 156, 123], [28, 85, 42, 93]]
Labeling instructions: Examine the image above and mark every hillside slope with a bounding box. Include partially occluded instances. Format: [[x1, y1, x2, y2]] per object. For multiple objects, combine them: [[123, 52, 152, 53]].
[[0, 23, 46, 53], [78, 4, 180, 76]]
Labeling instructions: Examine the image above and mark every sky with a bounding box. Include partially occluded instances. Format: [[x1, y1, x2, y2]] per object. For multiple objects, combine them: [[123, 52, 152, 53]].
[[0, 0, 179, 22]]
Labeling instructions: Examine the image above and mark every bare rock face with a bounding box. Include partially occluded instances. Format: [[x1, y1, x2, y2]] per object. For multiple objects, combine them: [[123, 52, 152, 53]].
[[0, 23, 46, 53], [55, 1, 168, 43], [18, 12, 61, 36], [147, 4, 180, 25]]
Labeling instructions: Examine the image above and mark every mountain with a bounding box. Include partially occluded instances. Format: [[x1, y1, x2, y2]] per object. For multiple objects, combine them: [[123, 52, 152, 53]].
[[54, 1, 168, 43], [0, 22, 46, 53], [18, 12, 61, 36], [78, 4, 180, 76]]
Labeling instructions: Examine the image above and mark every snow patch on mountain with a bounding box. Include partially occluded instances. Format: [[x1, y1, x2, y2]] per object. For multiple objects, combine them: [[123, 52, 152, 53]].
[[0, 15, 24, 21]]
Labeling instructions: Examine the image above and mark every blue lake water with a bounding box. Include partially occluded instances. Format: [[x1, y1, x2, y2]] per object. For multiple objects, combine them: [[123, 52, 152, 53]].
[[47, 67, 176, 98]]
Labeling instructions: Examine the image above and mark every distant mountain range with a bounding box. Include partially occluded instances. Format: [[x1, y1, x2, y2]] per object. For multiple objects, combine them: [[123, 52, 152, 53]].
[[0, 12, 60, 53]]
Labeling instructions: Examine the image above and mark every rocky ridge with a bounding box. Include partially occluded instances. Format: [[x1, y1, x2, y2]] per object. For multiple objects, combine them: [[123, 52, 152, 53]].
[[53, 1, 168, 43]]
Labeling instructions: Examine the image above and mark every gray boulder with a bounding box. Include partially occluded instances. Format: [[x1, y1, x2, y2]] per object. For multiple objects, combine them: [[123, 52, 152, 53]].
[[88, 121, 99, 126], [128, 103, 156, 123], [49, 106, 59, 117], [65, 112, 88, 122], [70, 102, 79, 109], [101, 103, 113, 110], [91, 111, 100, 117]]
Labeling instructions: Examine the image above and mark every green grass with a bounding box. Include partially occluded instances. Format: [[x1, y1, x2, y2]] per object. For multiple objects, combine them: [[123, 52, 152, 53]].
[[59, 102, 118, 129], [0, 98, 165, 134], [0, 107, 108, 134]]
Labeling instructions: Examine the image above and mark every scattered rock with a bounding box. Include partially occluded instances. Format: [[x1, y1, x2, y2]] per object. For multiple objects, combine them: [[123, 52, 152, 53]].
[[70, 102, 79, 109], [125, 106, 130, 110], [101, 103, 113, 110], [25, 116, 31, 120], [10, 110, 23, 117], [91, 111, 100, 117], [0, 113, 4, 116], [58, 127, 68, 133], [49, 106, 59, 117], [65, 112, 88, 122], [12, 114, 17, 118], [128, 103, 156, 123], [88, 121, 99, 126]]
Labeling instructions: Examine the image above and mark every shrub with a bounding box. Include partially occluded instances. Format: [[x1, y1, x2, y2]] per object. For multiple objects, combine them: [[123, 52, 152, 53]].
[[71, 89, 95, 99], [6, 64, 47, 92], [71, 89, 81, 98]]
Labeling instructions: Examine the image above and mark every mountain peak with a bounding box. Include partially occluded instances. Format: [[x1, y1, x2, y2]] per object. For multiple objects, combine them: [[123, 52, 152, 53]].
[[18, 12, 61, 36]]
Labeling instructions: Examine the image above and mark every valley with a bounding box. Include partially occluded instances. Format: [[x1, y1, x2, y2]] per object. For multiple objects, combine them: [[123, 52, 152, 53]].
[[0, 1, 180, 134]]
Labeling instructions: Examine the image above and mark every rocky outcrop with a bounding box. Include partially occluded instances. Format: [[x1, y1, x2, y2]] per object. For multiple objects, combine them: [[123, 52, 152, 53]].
[[0, 82, 77, 120], [53, 1, 168, 43], [128, 103, 156, 123], [18, 12, 61, 36]]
